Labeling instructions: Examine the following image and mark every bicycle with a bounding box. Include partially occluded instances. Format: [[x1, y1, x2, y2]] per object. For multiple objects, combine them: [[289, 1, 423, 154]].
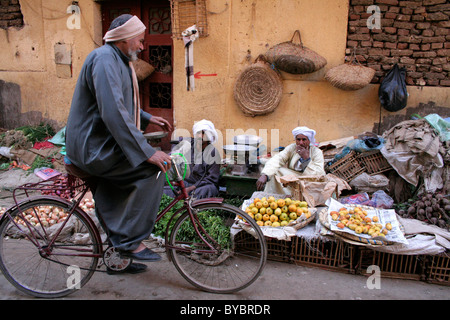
[[0, 156, 267, 298]]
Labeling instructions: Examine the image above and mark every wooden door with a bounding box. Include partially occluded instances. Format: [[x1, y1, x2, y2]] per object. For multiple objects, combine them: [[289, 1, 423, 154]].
[[101, 0, 174, 151]]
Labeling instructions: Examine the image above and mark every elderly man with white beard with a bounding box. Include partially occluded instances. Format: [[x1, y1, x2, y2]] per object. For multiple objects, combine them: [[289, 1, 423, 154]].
[[256, 126, 326, 195], [65, 14, 172, 268]]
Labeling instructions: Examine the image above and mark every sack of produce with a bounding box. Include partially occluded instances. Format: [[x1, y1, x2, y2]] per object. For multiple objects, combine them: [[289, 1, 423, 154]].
[[264, 30, 327, 74]]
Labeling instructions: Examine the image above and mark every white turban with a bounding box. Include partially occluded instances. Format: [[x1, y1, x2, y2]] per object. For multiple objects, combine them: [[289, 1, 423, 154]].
[[192, 120, 218, 143], [103, 15, 146, 42], [292, 126, 316, 145]]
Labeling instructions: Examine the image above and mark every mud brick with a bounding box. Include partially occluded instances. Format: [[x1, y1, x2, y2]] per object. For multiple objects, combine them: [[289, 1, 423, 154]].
[[416, 58, 432, 64], [406, 76, 415, 85], [416, 22, 431, 29], [396, 14, 411, 21], [393, 21, 415, 29], [437, 48, 450, 56], [400, 57, 416, 64], [397, 28, 410, 36], [433, 42, 445, 49], [442, 64, 450, 71], [350, 14, 361, 20], [361, 40, 373, 47], [385, 12, 398, 19], [409, 43, 420, 50], [347, 40, 359, 47], [385, 42, 398, 49], [388, 6, 401, 13], [384, 26, 398, 34], [440, 79, 450, 86], [425, 12, 449, 21], [375, 0, 399, 5], [438, 21, 450, 28], [426, 79, 440, 86], [391, 49, 414, 56], [420, 35, 446, 43], [373, 41, 384, 47], [348, 33, 372, 41], [433, 57, 448, 65], [430, 66, 443, 72], [398, 1, 423, 9], [401, 7, 414, 15], [423, 0, 447, 5], [422, 29, 435, 36], [398, 35, 421, 43], [426, 3, 450, 12], [409, 71, 425, 78], [435, 28, 450, 36], [413, 51, 438, 58], [353, 5, 365, 13], [373, 33, 398, 42], [424, 72, 446, 79], [351, 0, 374, 5], [412, 15, 426, 21], [414, 7, 426, 14], [382, 18, 395, 27], [421, 43, 431, 50], [397, 42, 409, 49]]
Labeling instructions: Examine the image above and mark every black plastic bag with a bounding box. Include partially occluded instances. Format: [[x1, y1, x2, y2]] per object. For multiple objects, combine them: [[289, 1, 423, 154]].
[[378, 64, 408, 112]]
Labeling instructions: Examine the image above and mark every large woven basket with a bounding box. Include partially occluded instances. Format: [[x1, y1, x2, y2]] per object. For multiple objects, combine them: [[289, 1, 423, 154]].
[[325, 54, 375, 91], [234, 55, 283, 117], [264, 30, 327, 74], [132, 58, 155, 81]]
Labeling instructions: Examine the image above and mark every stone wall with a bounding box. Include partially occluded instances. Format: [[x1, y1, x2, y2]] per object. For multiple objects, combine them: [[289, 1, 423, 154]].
[[347, 0, 450, 87], [0, 0, 24, 29]]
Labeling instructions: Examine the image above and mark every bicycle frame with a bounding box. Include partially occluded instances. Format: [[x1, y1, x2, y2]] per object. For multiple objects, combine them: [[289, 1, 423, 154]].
[[156, 178, 225, 261]]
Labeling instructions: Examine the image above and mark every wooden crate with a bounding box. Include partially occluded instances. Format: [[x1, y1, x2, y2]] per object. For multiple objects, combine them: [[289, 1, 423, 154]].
[[355, 248, 426, 281], [234, 231, 292, 263], [358, 150, 392, 175], [426, 253, 450, 286], [325, 150, 365, 182], [290, 237, 355, 273]]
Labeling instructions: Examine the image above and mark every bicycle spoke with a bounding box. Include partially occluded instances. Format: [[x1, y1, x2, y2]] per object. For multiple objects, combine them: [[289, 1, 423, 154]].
[[169, 203, 266, 293]]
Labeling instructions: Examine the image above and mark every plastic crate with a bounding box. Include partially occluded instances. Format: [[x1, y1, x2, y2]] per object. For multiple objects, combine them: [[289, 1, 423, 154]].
[[234, 231, 292, 263], [325, 150, 365, 181], [358, 150, 392, 175], [426, 253, 450, 286], [355, 248, 426, 281], [290, 236, 355, 273]]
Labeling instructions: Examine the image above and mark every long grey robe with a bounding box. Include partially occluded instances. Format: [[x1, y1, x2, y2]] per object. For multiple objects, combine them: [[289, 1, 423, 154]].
[[65, 43, 164, 252]]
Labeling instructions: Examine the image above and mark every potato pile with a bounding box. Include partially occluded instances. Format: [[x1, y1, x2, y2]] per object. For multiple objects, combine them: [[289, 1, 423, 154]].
[[331, 206, 392, 238], [244, 196, 311, 227], [395, 192, 450, 231]]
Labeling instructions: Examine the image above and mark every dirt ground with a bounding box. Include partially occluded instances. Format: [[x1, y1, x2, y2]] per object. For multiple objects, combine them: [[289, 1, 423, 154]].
[[0, 169, 449, 305]]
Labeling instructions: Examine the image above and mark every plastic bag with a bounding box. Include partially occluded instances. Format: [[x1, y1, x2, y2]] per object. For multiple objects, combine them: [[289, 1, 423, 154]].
[[378, 64, 408, 112], [365, 190, 394, 209]]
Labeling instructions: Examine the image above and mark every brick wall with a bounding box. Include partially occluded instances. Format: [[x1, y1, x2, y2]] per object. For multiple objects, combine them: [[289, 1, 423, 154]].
[[0, 0, 24, 29], [346, 0, 450, 87]]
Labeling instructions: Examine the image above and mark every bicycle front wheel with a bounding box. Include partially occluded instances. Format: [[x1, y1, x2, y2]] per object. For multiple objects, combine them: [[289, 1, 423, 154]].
[[0, 198, 101, 298], [168, 203, 267, 294]]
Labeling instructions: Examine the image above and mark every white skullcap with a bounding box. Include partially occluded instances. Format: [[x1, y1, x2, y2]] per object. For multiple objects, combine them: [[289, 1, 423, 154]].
[[292, 126, 316, 145], [192, 120, 218, 143]]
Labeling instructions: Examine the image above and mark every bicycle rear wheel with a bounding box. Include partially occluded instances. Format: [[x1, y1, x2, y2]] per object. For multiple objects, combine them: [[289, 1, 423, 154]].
[[0, 198, 101, 298], [168, 203, 267, 294]]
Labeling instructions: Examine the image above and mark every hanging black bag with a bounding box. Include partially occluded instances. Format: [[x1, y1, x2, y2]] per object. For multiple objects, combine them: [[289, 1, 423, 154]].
[[378, 64, 408, 112]]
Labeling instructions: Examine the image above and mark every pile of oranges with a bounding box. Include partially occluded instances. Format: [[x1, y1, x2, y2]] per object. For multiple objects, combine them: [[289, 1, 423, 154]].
[[244, 196, 311, 227], [331, 206, 392, 238]]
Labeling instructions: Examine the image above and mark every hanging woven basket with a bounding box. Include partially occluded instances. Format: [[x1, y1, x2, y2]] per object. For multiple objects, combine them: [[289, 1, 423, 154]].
[[234, 55, 283, 117], [325, 53, 376, 91], [264, 30, 327, 74], [132, 58, 155, 81]]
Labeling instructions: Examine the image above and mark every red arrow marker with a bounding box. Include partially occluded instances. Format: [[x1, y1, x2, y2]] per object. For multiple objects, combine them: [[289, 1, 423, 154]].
[[194, 71, 217, 79]]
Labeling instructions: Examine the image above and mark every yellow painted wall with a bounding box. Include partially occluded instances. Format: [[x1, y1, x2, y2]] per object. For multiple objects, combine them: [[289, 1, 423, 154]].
[[0, 0, 101, 127], [1, 0, 449, 150], [172, 0, 450, 152]]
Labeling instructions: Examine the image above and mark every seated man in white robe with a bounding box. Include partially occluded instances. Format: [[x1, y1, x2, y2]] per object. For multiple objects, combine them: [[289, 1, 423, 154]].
[[256, 126, 325, 195]]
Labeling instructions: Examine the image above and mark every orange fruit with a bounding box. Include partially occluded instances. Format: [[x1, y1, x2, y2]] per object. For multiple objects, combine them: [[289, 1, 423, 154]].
[[277, 199, 285, 207], [288, 204, 297, 212]]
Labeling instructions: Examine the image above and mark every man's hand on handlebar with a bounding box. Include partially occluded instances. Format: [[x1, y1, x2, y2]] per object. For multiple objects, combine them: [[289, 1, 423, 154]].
[[147, 151, 172, 172]]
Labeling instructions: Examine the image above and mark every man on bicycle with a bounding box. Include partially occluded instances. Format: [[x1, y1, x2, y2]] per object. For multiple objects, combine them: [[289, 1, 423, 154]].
[[65, 14, 171, 268]]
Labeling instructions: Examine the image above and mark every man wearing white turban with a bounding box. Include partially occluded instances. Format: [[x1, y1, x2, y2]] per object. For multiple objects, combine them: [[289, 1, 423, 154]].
[[167, 120, 221, 198], [256, 126, 325, 194], [66, 14, 172, 266]]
